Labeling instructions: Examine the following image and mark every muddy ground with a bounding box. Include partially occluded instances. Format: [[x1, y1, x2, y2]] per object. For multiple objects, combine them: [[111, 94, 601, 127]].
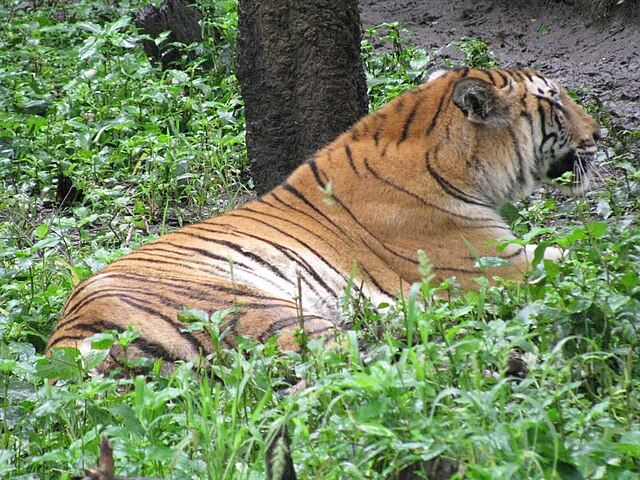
[[360, 0, 640, 130]]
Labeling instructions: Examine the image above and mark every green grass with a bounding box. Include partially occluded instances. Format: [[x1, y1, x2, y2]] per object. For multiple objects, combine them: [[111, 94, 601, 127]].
[[2, 2, 640, 479]]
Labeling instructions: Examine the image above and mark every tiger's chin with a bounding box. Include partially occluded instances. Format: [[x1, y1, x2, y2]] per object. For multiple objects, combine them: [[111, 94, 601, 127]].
[[544, 151, 593, 195], [549, 175, 591, 196]]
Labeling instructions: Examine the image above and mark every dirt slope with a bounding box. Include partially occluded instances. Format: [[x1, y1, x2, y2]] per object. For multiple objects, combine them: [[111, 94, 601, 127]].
[[360, 0, 640, 129]]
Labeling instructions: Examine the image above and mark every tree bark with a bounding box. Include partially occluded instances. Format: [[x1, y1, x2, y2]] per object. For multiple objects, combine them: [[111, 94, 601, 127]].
[[135, 0, 203, 70], [236, 0, 368, 194]]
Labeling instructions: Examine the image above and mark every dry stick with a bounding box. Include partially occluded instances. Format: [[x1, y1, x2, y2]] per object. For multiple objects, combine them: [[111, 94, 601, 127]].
[[294, 269, 308, 361]]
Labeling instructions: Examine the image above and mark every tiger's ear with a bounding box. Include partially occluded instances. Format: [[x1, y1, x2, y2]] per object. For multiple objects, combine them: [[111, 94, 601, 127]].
[[452, 77, 511, 127]]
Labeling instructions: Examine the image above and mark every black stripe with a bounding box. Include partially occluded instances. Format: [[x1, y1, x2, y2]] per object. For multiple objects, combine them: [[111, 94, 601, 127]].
[[380, 140, 391, 158], [344, 144, 360, 176], [480, 69, 496, 85], [94, 320, 193, 361], [283, 183, 314, 207], [373, 128, 381, 146], [464, 223, 511, 230], [362, 157, 498, 222], [218, 211, 343, 300], [117, 295, 207, 353], [509, 128, 527, 185], [239, 201, 343, 257], [48, 322, 127, 349], [501, 247, 525, 259], [101, 321, 198, 361], [168, 218, 346, 299], [279, 185, 401, 298], [535, 94, 567, 114], [63, 270, 281, 321], [523, 99, 545, 171], [511, 70, 527, 82], [426, 91, 447, 135], [229, 208, 346, 273], [240, 299, 303, 310], [538, 103, 559, 150], [258, 314, 326, 342], [172, 232, 297, 292], [425, 153, 492, 207], [307, 158, 326, 187], [266, 191, 349, 245], [539, 75, 551, 88], [398, 101, 420, 144], [139, 239, 246, 269], [277, 185, 353, 241], [136, 240, 295, 297], [129, 336, 185, 361], [309, 161, 419, 267], [463, 246, 525, 261], [54, 300, 210, 359], [65, 286, 186, 320], [505, 69, 518, 81], [265, 192, 390, 299], [62, 276, 170, 319], [72, 288, 205, 353], [122, 249, 228, 277], [304, 326, 335, 337], [158, 235, 286, 290], [433, 265, 481, 274], [494, 70, 509, 87]]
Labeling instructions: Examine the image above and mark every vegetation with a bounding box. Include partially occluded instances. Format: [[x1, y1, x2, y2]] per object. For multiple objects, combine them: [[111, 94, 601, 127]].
[[1, 2, 639, 479]]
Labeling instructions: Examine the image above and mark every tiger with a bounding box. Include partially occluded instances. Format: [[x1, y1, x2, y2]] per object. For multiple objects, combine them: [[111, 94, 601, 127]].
[[46, 67, 600, 373]]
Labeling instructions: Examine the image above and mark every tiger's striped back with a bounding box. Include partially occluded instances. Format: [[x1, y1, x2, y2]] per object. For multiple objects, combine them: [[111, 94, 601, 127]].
[[47, 68, 600, 372]]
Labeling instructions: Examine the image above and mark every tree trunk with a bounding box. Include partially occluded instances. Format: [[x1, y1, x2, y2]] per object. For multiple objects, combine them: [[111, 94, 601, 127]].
[[236, 0, 368, 194], [135, 0, 203, 70]]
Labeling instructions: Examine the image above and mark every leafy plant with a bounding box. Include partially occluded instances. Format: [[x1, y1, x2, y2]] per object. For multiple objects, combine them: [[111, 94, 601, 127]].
[[361, 22, 431, 107], [451, 36, 499, 68]]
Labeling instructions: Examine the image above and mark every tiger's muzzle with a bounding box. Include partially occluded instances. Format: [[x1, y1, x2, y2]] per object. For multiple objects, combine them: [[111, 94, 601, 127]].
[[545, 147, 595, 194]]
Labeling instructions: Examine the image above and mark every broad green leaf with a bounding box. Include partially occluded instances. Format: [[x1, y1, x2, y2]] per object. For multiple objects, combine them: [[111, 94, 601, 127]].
[[35, 347, 82, 381], [586, 221, 608, 238], [34, 224, 49, 239]]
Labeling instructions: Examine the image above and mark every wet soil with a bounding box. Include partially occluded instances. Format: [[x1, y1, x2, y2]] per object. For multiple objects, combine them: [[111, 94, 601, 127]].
[[360, 0, 640, 129]]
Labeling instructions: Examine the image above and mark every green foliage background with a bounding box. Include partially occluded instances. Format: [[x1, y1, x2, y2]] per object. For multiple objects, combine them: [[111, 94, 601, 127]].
[[1, 1, 639, 479]]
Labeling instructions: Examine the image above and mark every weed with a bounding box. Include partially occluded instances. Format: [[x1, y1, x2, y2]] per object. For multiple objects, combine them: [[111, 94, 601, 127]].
[[361, 22, 430, 107], [451, 36, 499, 68]]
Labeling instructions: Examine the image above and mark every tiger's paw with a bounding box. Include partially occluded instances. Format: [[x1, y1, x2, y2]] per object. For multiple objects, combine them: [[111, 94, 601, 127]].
[[524, 244, 566, 262]]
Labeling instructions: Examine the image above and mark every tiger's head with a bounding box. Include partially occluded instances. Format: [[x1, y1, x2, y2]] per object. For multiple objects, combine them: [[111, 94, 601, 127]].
[[427, 68, 600, 201]]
